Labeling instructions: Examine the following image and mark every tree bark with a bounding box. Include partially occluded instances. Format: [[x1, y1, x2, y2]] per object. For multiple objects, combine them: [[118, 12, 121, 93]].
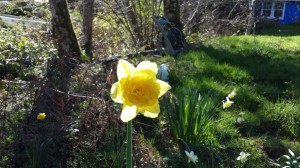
[[245, 0, 256, 35], [163, 0, 183, 31], [50, 0, 81, 62], [82, 0, 94, 60], [16, 1, 81, 167]]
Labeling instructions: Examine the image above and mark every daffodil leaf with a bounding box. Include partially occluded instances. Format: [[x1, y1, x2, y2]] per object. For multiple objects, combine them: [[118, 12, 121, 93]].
[[288, 149, 295, 158], [283, 155, 291, 160]]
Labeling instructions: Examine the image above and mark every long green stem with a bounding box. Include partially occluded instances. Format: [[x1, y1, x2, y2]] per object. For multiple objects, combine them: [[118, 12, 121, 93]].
[[126, 120, 132, 168]]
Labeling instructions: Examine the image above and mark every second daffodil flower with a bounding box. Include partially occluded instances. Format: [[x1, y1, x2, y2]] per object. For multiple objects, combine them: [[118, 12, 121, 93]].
[[37, 113, 46, 120], [223, 97, 234, 109], [236, 152, 250, 163], [111, 59, 171, 122], [185, 150, 198, 164]]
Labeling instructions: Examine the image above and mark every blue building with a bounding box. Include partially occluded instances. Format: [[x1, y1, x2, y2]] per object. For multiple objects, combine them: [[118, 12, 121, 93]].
[[259, 0, 300, 24]]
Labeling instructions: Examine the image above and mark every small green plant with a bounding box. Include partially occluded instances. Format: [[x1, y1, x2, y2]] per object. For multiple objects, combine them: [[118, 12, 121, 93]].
[[100, 133, 126, 168], [25, 138, 53, 168], [67, 129, 126, 168], [162, 87, 220, 145], [270, 149, 300, 168]]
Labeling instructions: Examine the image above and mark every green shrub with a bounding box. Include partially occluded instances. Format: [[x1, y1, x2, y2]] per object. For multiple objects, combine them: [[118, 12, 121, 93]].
[[162, 87, 220, 146]]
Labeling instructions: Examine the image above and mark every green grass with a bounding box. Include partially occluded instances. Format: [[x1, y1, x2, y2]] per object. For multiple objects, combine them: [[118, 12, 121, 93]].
[[256, 23, 300, 36], [161, 29, 300, 167]]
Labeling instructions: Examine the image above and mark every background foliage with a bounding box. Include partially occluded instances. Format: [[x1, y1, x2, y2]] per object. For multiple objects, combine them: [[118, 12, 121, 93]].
[[0, 0, 300, 167]]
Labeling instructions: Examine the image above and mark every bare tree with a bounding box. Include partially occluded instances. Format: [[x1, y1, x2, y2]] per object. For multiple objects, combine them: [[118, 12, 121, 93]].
[[180, 0, 249, 35], [82, 0, 94, 60], [17, 0, 82, 167]]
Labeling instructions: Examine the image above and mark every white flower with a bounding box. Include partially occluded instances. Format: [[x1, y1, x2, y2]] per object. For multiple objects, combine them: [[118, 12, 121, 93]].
[[223, 97, 234, 109], [185, 150, 198, 164], [236, 152, 250, 163], [237, 117, 245, 123], [228, 89, 237, 99]]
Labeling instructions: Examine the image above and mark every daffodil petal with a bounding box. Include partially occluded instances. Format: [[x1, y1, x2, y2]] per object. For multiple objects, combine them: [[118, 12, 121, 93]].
[[140, 102, 160, 118], [117, 59, 135, 80], [121, 105, 138, 122], [136, 61, 158, 74], [111, 82, 123, 103], [157, 80, 171, 97]]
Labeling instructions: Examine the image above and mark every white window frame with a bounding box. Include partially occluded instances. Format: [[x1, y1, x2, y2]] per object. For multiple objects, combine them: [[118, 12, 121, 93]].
[[260, 2, 286, 20]]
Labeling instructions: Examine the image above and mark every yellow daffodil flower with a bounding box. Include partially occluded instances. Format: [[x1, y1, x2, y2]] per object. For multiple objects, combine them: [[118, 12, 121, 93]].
[[227, 89, 237, 99], [223, 97, 234, 109], [236, 152, 250, 163], [185, 150, 198, 164], [111, 59, 171, 122], [37, 113, 46, 120]]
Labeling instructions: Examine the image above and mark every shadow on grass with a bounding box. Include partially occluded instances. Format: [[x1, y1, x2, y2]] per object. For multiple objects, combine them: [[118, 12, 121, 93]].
[[256, 23, 300, 36], [187, 43, 300, 137], [193, 43, 300, 101]]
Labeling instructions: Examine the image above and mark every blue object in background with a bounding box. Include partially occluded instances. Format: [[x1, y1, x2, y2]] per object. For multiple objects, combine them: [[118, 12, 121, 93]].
[[157, 64, 169, 83], [280, 2, 300, 24]]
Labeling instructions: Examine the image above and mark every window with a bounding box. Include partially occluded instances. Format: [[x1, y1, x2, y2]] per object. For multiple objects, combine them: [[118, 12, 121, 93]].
[[262, 2, 272, 17], [274, 2, 284, 18], [261, 2, 285, 19]]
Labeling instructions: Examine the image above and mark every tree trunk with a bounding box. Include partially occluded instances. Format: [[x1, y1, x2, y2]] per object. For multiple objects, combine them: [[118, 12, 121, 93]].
[[16, 1, 81, 167], [123, 0, 142, 46], [163, 0, 182, 31], [50, 0, 81, 61], [245, 0, 256, 35], [40, 0, 81, 121], [82, 0, 94, 60]]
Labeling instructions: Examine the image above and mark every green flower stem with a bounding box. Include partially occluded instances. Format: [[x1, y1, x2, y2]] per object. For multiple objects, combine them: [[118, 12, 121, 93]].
[[126, 120, 132, 168]]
